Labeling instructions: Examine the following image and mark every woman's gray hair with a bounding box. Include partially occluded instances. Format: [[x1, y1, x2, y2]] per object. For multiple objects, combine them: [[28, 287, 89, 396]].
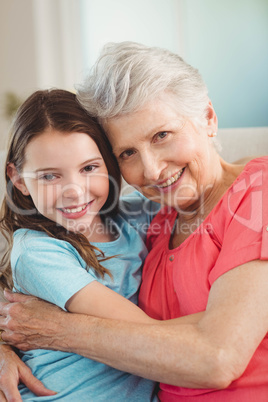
[[77, 41, 209, 125]]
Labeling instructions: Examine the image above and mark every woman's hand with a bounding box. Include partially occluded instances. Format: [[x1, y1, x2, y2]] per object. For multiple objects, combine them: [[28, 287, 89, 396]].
[[0, 290, 68, 351], [0, 344, 56, 401]]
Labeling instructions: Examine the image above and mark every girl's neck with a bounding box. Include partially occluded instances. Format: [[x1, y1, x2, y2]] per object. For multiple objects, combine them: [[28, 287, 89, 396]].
[[80, 216, 117, 243]]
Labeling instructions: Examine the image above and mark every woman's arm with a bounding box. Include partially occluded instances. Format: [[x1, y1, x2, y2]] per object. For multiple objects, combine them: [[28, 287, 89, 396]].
[[0, 284, 204, 400], [1, 259, 268, 389]]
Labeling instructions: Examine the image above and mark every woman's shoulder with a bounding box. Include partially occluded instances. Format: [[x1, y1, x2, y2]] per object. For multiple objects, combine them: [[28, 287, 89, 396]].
[[221, 156, 268, 201], [210, 156, 268, 235], [230, 156, 268, 193], [241, 156, 268, 175]]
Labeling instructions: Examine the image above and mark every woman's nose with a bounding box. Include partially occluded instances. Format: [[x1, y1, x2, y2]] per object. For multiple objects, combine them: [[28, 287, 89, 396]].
[[142, 153, 165, 182]]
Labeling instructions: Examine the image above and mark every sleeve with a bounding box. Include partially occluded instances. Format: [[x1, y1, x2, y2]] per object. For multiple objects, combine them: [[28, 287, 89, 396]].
[[11, 235, 97, 310], [118, 191, 161, 239], [209, 163, 268, 285]]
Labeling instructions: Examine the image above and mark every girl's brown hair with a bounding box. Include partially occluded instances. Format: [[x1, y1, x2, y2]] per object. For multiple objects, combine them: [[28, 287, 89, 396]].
[[0, 89, 121, 289]]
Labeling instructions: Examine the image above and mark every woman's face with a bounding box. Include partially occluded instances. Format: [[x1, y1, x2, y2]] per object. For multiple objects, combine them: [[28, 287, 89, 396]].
[[105, 93, 219, 211]]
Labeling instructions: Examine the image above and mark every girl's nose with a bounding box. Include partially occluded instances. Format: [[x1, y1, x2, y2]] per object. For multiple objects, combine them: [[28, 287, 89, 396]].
[[62, 182, 84, 200]]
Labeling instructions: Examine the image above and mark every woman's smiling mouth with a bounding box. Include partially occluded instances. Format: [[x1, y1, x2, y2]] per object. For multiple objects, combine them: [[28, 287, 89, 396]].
[[157, 168, 185, 189]]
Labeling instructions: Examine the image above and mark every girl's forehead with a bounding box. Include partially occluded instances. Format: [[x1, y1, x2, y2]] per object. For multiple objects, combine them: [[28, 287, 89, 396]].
[[24, 131, 102, 165], [27, 130, 98, 148]]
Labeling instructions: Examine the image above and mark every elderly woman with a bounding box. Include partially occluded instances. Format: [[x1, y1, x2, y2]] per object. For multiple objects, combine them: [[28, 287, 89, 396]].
[[0, 42, 268, 401]]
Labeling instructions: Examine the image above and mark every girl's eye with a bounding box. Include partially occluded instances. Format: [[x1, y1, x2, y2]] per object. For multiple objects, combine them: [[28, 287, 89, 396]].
[[119, 149, 136, 160], [40, 174, 56, 181], [83, 165, 96, 172]]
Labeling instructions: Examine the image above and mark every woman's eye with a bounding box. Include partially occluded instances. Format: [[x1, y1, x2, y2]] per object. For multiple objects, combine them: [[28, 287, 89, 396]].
[[156, 131, 168, 141], [120, 149, 136, 159]]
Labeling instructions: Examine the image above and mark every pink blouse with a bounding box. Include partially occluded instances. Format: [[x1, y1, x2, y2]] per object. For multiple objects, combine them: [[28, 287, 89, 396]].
[[139, 157, 268, 401]]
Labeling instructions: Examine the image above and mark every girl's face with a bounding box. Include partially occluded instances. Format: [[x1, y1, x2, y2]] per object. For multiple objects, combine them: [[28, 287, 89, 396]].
[[12, 129, 110, 241], [105, 93, 219, 212]]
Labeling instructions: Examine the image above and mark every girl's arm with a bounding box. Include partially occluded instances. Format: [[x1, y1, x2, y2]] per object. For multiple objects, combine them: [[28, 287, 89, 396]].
[[1, 259, 268, 389], [65, 281, 155, 323], [65, 280, 204, 324]]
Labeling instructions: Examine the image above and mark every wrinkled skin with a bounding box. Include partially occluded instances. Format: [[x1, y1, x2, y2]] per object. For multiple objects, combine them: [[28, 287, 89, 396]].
[[0, 290, 70, 352]]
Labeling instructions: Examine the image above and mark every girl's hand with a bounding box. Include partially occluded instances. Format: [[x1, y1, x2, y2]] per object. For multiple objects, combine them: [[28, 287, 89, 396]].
[[0, 344, 56, 401]]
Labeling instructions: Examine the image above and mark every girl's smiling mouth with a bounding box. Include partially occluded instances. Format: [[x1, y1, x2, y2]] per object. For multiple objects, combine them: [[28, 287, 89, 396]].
[[57, 201, 93, 219]]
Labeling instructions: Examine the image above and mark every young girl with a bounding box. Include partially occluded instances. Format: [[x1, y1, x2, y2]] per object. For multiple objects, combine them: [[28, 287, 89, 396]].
[[0, 89, 159, 401]]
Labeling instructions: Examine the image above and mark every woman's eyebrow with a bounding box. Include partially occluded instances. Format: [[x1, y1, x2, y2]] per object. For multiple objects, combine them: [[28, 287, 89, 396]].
[[113, 125, 168, 155]]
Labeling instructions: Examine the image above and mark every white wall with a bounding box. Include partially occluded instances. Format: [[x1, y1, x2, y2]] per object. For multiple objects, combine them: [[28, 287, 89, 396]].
[[0, 0, 38, 149], [0, 0, 84, 150], [32, 0, 83, 89], [80, 0, 184, 69], [181, 0, 268, 129], [1, 0, 267, 150], [80, 0, 268, 130], [218, 127, 268, 162]]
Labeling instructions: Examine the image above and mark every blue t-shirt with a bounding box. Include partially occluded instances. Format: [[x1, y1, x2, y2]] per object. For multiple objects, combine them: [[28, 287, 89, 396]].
[[11, 193, 160, 401]]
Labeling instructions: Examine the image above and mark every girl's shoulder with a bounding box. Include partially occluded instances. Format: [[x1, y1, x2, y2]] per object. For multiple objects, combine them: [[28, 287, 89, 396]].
[[14, 228, 46, 239], [118, 190, 160, 217], [117, 191, 161, 240], [13, 228, 78, 256], [13, 228, 47, 248]]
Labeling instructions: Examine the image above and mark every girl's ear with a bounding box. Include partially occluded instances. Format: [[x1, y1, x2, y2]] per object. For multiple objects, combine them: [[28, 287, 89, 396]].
[[7, 163, 30, 196]]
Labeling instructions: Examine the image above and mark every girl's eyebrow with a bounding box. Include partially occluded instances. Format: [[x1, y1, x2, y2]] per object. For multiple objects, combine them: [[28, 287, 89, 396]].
[[33, 167, 59, 173], [80, 157, 103, 166], [33, 157, 103, 173]]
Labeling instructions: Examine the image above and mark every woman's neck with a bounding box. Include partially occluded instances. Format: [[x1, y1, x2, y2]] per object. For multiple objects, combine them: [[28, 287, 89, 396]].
[[170, 158, 245, 249]]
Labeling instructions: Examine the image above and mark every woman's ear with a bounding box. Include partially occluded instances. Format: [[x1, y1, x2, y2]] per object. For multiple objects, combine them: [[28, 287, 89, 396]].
[[7, 163, 30, 196], [206, 100, 218, 134]]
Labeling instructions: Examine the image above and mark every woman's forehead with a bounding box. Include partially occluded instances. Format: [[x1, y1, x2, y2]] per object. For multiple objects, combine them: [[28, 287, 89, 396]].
[[104, 97, 183, 146]]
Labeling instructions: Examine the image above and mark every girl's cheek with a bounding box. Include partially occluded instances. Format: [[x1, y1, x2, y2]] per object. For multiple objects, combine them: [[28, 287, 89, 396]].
[[36, 185, 58, 207]]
